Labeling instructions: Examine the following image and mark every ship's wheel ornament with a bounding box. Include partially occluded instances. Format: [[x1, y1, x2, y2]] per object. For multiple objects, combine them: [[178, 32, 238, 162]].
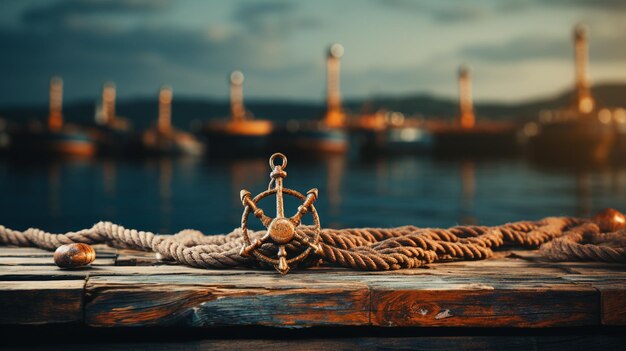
[[239, 153, 321, 274]]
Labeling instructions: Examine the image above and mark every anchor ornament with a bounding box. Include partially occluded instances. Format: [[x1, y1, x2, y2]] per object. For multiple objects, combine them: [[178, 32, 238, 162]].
[[239, 153, 321, 274]]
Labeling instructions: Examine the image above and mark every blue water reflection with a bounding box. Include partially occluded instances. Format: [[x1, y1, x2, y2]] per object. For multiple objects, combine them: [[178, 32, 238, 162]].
[[0, 155, 624, 234]]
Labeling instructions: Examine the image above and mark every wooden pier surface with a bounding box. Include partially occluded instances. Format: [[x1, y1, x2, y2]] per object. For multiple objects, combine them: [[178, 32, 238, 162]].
[[1, 246, 625, 328]]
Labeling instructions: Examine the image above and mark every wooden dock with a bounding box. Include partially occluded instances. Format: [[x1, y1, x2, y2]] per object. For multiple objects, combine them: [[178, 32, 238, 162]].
[[1, 245, 625, 329], [1, 245, 626, 350]]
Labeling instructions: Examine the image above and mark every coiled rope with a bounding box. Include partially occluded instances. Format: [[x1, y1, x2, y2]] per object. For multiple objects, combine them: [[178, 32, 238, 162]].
[[1, 208, 625, 271]]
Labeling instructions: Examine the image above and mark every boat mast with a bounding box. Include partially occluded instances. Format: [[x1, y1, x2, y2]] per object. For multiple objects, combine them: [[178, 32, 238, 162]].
[[158, 86, 173, 135], [325, 43, 345, 128], [48, 76, 63, 131], [574, 24, 594, 114], [458, 66, 475, 129], [230, 71, 246, 122], [102, 82, 116, 126]]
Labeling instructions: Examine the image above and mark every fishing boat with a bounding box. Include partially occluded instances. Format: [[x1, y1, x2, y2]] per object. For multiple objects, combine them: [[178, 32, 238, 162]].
[[523, 25, 616, 164], [92, 82, 134, 155], [141, 86, 204, 156], [430, 66, 518, 156], [197, 71, 272, 157], [273, 44, 349, 154], [9, 76, 97, 157]]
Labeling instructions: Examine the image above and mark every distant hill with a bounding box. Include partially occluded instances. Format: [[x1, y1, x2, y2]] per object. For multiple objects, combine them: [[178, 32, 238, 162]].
[[1, 83, 625, 130], [354, 83, 626, 121]]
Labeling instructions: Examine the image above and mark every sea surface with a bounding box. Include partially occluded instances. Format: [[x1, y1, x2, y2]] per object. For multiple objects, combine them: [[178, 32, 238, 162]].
[[1, 154, 625, 235]]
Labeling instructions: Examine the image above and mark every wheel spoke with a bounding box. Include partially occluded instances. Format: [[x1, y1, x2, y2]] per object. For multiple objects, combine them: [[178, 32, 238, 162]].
[[293, 232, 310, 245], [240, 189, 273, 227], [290, 188, 318, 225], [239, 232, 271, 257], [259, 231, 271, 243]]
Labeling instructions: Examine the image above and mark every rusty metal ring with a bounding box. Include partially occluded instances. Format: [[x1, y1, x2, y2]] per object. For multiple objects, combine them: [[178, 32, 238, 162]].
[[269, 152, 287, 169]]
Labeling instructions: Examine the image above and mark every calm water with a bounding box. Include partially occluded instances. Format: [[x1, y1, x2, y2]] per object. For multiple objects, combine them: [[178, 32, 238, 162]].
[[0, 154, 625, 234]]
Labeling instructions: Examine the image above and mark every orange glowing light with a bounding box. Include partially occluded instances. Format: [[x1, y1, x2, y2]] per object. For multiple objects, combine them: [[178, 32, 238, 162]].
[[48, 76, 64, 131], [458, 66, 475, 129], [158, 86, 173, 135], [325, 43, 346, 128]]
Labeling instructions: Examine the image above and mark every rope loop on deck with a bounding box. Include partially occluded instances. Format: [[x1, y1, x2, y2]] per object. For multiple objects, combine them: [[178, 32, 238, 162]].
[[1, 208, 625, 271]]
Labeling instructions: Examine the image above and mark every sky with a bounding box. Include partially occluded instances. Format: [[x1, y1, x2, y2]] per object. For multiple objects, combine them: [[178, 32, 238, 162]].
[[1, 0, 626, 107]]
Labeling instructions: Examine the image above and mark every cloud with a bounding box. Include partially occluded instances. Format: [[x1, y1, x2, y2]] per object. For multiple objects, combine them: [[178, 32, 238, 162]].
[[460, 37, 568, 62], [376, 0, 491, 22], [3, 0, 626, 106], [232, 0, 320, 37], [378, 0, 626, 23], [0, 0, 323, 105], [551, 0, 626, 11], [233, 1, 296, 22], [22, 0, 169, 28], [460, 29, 626, 64]]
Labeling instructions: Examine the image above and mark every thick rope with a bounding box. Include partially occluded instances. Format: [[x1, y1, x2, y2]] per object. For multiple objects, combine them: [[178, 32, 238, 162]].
[[0, 212, 625, 271]]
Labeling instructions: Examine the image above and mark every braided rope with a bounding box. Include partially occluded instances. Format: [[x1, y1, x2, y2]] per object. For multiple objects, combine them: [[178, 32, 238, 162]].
[[1, 212, 625, 271]]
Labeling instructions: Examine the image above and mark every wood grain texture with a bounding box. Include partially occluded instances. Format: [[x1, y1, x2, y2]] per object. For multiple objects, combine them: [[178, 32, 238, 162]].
[[602, 289, 626, 326], [0, 280, 85, 324], [0, 256, 115, 266], [85, 275, 370, 327], [0, 246, 116, 258], [371, 287, 598, 327], [563, 274, 626, 326], [0, 248, 625, 327], [114, 249, 160, 266], [0, 265, 274, 281]]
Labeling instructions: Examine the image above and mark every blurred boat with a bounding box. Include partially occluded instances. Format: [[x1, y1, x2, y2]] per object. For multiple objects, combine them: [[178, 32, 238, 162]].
[[524, 109, 616, 163], [523, 25, 617, 164], [9, 77, 97, 157], [141, 86, 204, 156], [614, 109, 626, 161], [92, 82, 134, 155], [0, 117, 9, 152], [274, 44, 349, 154], [275, 120, 349, 153], [430, 66, 518, 156], [197, 71, 272, 157], [351, 109, 433, 154]]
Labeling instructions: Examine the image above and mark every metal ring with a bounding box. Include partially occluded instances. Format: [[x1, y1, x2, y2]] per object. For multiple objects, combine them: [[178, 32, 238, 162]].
[[269, 153, 287, 170]]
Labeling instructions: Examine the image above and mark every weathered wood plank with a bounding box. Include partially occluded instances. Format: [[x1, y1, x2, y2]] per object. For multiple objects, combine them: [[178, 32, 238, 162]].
[[0, 280, 85, 325], [507, 251, 626, 274], [0, 265, 282, 281], [371, 287, 599, 327], [114, 249, 160, 266], [0, 246, 116, 258], [0, 247, 56, 257], [358, 273, 600, 327], [428, 259, 570, 277], [0, 256, 115, 266], [82, 273, 605, 328], [85, 275, 370, 327], [602, 288, 626, 326], [563, 274, 626, 326], [0, 245, 624, 328]]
